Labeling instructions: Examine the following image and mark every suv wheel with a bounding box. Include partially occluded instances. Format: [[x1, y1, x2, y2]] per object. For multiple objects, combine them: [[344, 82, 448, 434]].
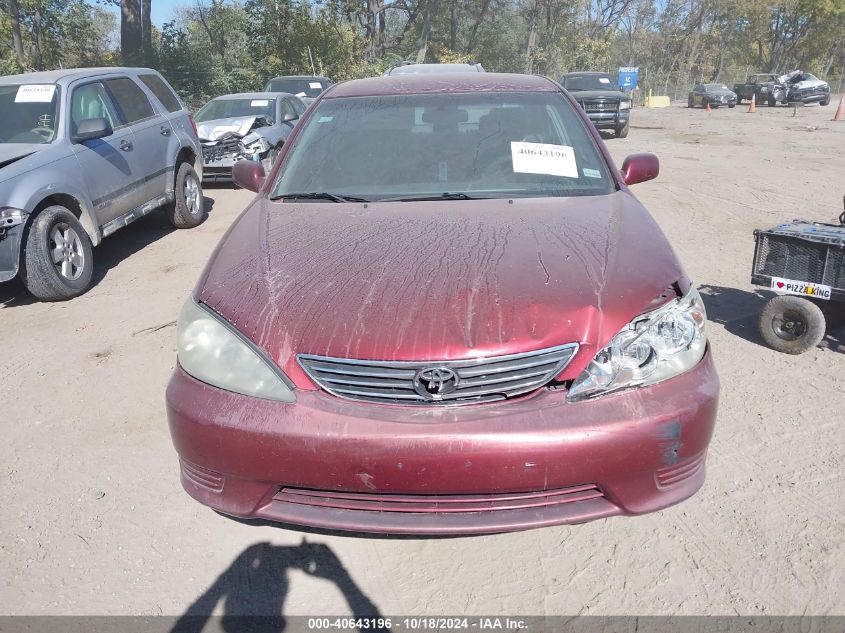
[[20, 205, 94, 301], [736, 95, 743, 105], [164, 161, 206, 229], [820, 96, 830, 106], [615, 121, 629, 138]]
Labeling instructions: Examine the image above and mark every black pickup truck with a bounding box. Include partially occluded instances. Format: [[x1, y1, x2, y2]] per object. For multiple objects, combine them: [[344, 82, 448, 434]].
[[560, 71, 631, 138], [733, 73, 787, 106]]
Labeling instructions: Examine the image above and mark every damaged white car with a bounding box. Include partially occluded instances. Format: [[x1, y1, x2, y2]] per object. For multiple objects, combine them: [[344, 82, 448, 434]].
[[195, 92, 306, 182], [781, 71, 831, 105]]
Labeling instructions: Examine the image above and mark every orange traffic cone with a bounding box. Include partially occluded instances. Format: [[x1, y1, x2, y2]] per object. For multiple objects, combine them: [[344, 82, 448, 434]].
[[834, 95, 845, 122], [705, 102, 712, 113], [747, 94, 756, 113]]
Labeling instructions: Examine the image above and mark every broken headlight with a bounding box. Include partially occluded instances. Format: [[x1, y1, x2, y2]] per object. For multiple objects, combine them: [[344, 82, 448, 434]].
[[567, 287, 707, 401], [176, 299, 296, 402], [242, 135, 271, 156]]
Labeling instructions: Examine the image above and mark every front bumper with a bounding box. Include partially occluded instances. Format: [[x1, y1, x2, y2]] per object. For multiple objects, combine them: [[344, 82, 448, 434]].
[[166, 349, 719, 535], [0, 222, 25, 283], [585, 111, 629, 130], [790, 92, 829, 104]]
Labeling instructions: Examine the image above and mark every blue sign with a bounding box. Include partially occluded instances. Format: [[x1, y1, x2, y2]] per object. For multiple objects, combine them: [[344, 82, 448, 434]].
[[618, 67, 639, 90]]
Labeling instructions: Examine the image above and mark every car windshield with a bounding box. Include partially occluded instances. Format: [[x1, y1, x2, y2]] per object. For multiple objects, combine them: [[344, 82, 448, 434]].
[[801, 73, 818, 81], [266, 79, 326, 98], [271, 91, 615, 201], [563, 75, 614, 91], [195, 98, 275, 123], [0, 84, 59, 144], [705, 84, 729, 90]]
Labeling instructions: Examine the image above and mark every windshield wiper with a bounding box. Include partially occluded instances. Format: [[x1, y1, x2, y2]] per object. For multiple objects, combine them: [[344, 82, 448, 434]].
[[378, 192, 483, 202], [270, 192, 369, 203]]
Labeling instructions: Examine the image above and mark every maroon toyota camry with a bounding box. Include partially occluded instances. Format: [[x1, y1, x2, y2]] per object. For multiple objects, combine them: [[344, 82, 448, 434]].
[[166, 73, 719, 535]]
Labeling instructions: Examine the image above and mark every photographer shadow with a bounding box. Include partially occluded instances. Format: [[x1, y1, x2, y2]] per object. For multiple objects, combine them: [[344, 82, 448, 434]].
[[171, 540, 384, 633]]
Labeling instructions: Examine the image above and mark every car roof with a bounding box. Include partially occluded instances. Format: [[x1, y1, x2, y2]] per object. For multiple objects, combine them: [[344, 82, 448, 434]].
[[267, 76, 330, 81], [388, 63, 483, 75], [210, 92, 296, 101], [0, 67, 158, 86], [327, 72, 558, 99]]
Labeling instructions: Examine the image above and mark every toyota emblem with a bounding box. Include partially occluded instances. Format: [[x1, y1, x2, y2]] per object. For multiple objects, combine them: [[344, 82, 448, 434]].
[[413, 366, 459, 400]]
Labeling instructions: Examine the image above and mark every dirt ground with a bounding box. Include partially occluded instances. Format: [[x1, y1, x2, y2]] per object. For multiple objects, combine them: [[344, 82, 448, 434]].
[[2, 99, 844, 618]]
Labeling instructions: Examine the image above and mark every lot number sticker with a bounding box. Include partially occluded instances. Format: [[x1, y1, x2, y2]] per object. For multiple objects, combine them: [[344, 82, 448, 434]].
[[309, 82, 323, 89], [16, 84, 56, 103], [511, 142, 578, 178], [250, 99, 270, 107], [770, 277, 832, 300]]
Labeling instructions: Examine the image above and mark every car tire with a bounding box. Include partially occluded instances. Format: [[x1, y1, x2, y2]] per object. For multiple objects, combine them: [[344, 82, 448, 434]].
[[615, 121, 629, 138], [758, 295, 826, 354], [736, 95, 743, 105], [688, 96, 694, 108], [164, 161, 206, 229], [19, 205, 94, 301], [728, 103, 736, 108], [768, 95, 777, 107], [820, 96, 830, 106]]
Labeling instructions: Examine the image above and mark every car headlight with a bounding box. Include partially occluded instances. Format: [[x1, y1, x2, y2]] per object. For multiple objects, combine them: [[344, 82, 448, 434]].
[[242, 136, 271, 154], [176, 299, 296, 402], [567, 287, 707, 401], [619, 100, 631, 110]]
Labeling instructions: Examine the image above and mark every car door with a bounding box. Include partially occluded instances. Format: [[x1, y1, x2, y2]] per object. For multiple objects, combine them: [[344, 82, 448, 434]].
[[103, 76, 170, 207], [68, 80, 145, 228]]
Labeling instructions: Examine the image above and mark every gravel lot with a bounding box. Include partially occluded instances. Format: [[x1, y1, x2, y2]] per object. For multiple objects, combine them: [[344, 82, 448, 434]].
[[2, 100, 844, 617]]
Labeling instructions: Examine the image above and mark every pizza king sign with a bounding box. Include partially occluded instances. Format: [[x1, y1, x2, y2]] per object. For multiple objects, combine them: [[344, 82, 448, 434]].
[[770, 277, 832, 300]]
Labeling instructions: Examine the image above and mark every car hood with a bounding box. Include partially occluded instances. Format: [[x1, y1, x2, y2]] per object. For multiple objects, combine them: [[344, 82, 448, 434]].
[[567, 90, 625, 101], [0, 143, 43, 169], [789, 79, 828, 90], [196, 193, 686, 388], [196, 116, 261, 142], [705, 89, 736, 97]]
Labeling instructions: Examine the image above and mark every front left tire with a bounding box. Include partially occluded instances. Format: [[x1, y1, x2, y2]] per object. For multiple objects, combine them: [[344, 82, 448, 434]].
[[19, 205, 94, 301]]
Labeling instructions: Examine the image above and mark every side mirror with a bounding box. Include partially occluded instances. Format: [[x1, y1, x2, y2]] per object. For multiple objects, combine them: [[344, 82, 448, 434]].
[[232, 159, 265, 192], [621, 153, 659, 186], [281, 112, 298, 123], [74, 118, 113, 142]]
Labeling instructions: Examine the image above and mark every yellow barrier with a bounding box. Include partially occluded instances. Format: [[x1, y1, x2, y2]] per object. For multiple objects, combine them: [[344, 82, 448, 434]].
[[643, 89, 671, 108]]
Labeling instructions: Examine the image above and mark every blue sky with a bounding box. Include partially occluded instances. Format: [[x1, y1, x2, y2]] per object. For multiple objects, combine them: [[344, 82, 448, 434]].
[[103, 0, 186, 28]]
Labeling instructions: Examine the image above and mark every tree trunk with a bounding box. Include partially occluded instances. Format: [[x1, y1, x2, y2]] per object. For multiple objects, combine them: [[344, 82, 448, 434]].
[[142, 0, 152, 65], [121, 0, 143, 65], [449, 0, 457, 51], [525, 0, 541, 74], [415, 0, 435, 63], [465, 0, 491, 55], [32, 6, 43, 70], [6, 0, 26, 68]]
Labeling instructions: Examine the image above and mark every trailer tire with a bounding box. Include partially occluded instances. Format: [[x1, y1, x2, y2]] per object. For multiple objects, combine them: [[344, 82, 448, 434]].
[[758, 295, 826, 354]]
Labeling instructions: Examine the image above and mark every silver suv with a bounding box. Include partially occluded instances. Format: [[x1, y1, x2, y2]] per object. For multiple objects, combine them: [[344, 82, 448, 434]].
[[0, 67, 205, 301]]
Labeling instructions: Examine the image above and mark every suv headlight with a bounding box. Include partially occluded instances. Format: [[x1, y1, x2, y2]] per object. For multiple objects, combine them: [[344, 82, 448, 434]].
[[176, 299, 296, 402], [619, 100, 631, 110], [568, 287, 707, 401]]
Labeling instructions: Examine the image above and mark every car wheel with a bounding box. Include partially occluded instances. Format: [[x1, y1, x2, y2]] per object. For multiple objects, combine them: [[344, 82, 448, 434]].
[[768, 95, 777, 107], [736, 95, 743, 105], [615, 121, 629, 138], [164, 161, 206, 229], [758, 295, 826, 354], [820, 96, 830, 106], [19, 205, 94, 301], [688, 96, 694, 108], [728, 103, 736, 108]]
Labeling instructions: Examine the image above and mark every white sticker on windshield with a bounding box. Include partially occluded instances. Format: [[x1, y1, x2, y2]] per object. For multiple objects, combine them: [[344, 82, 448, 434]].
[[583, 168, 601, 178], [599, 77, 611, 84], [309, 82, 322, 90], [296, 92, 307, 98], [250, 99, 270, 107], [15, 84, 56, 103], [511, 142, 578, 178], [318, 116, 333, 123]]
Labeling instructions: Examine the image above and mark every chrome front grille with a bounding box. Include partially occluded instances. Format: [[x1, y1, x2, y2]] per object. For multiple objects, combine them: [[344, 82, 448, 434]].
[[583, 100, 616, 112], [298, 344, 578, 406]]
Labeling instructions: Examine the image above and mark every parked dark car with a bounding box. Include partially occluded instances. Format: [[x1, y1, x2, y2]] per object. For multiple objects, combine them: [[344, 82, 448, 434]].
[[263, 76, 331, 105], [560, 71, 630, 138], [733, 73, 787, 106], [166, 73, 718, 535], [195, 92, 306, 182], [688, 83, 737, 108], [0, 67, 205, 301], [384, 62, 485, 76]]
